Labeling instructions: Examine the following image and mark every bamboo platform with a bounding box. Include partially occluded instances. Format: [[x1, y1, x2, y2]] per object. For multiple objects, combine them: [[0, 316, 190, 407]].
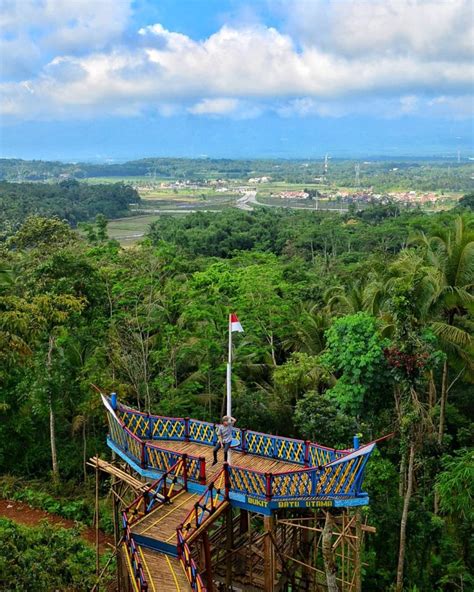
[[87, 456, 149, 493], [100, 394, 379, 591], [133, 491, 199, 542], [146, 439, 302, 484], [138, 546, 191, 592]]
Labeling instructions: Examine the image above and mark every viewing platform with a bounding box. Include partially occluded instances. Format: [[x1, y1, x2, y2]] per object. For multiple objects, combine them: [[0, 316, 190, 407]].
[[101, 393, 379, 592], [103, 394, 375, 514]]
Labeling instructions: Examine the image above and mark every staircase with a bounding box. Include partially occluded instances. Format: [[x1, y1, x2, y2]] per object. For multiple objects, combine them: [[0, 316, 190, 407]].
[[134, 536, 194, 592], [133, 491, 199, 556], [122, 461, 229, 591]]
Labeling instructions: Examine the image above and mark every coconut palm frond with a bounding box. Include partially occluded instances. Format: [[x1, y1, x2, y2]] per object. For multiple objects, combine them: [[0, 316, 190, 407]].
[[455, 241, 474, 287], [430, 321, 472, 349]]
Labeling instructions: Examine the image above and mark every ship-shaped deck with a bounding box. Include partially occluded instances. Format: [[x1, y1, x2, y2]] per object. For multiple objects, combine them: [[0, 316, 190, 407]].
[[102, 395, 377, 591]]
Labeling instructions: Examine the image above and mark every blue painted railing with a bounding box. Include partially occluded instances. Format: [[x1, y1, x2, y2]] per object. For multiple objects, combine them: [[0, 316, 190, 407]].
[[105, 402, 206, 484], [227, 443, 375, 501], [104, 395, 375, 503], [122, 514, 148, 592], [116, 403, 345, 467]]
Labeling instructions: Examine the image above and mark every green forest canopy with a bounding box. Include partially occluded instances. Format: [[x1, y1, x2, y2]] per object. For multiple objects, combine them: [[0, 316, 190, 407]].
[[0, 206, 472, 591], [0, 179, 140, 236]]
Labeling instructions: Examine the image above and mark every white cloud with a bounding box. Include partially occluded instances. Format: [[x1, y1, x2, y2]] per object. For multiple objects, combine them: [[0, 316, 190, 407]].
[[0, 1, 472, 121], [427, 95, 474, 118], [0, 0, 132, 81], [279, 0, 474, 61], [189, 98, 240, 115], [276, 98, 347, 118], [1, 0, 132, 51], [399, 95, 420, 114]]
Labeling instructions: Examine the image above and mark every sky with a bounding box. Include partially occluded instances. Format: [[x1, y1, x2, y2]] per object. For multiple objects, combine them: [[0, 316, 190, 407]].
[[0, 0, 473, 161]]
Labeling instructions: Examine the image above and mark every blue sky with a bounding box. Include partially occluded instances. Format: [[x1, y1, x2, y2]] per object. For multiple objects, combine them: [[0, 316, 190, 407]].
[[1, 0, 473, 161]]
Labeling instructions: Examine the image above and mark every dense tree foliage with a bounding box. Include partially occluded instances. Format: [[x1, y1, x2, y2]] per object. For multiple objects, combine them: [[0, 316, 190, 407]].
[[0, 207, 472, 590], [0, 179, 140, 236], [0, 518, 112, 591]]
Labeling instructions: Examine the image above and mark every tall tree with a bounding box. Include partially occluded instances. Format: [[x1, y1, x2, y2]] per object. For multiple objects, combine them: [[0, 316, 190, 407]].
[[409, 216, 474, 442]]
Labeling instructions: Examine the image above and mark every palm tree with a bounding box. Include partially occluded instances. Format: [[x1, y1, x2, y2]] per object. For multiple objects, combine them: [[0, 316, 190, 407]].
[[409, 216, 474, 442], [324, 277, 387, 317], [283, 302, 331, 355], [0, 263, 14, 292]]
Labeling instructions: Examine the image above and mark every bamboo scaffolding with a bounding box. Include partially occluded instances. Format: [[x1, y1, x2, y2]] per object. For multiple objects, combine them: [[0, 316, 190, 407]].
[[87, 456, 150, 493]]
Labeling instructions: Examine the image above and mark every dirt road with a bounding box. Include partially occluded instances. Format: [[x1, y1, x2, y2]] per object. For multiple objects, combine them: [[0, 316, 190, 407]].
[[0, 499, 113, 553]]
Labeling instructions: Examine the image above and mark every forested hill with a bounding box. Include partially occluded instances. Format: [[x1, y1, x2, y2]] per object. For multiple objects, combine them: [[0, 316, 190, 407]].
[[0, 179, 140, 235], [1, 157, 473, 192], [0, 206, 472, 590]]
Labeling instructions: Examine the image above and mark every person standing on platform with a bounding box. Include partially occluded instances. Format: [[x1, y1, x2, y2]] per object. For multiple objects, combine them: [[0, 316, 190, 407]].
[[212, 415, 236, 465]]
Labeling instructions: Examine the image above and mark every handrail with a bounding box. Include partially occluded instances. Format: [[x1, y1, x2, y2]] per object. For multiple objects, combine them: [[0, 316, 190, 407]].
[[123, 513, 148, 592], [227, 442, 376, 500], [105, 401, 206, 484], [125, 457, 186, 525], [177, 529, 207, 592], [175, 467, 230, 592], [179, 465, 229, 542], [121, 457, 189, 592], [115, 400, 351, 465], [102, 393, 377, 502]]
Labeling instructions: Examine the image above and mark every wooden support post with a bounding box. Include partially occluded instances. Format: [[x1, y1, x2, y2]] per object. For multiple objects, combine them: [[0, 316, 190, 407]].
[[110, 451, 123, 592], [184, 417, 190, 442], [239, 509, 249, 535], [95, 458, 100, 591], [301, 511, 312, 588], [304, 440, 310, 466], [225, 505, 233, 590], [112, 482, 122, 591], [199, 457, 206, 484], [240, 428, 247, 453], [202, 531, 214, 592], [265, 473, 273, 501], [355, 510, 362, 592], [182, 454, 188, 491], [248, 511, 254, 586], [264, 515, 275, 592]]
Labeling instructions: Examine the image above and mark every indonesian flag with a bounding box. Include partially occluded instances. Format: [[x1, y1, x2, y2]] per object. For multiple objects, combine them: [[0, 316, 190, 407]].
[[230, 313, 244, 333]]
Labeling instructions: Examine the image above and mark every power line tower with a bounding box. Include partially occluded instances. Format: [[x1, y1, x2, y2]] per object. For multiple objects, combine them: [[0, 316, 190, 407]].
[[324, 153, 329, 176]]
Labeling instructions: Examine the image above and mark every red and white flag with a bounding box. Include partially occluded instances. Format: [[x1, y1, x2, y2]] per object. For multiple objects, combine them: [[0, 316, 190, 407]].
[[230, 313, 244, 333]]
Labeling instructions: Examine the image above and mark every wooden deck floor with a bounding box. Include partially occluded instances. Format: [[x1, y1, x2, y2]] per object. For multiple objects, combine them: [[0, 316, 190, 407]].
[[130, 442, 303, 592], [133, 491, 199, 542], [146, 439, 302, 484], [139, 546, 191, 592]]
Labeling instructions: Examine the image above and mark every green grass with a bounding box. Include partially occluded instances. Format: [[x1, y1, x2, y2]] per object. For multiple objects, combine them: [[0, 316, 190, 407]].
[[107, 215, 160, 245], [82, 176, 150, 184], [141, 191, 239, 201]]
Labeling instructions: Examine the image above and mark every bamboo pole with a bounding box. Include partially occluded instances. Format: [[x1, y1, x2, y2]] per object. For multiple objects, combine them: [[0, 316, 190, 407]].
[[95, 457, 100, 589], [225, 506, 233, 589], [202, 531, 214, 592], [90, 546, 119, 592], [355, 511, 362, 592]]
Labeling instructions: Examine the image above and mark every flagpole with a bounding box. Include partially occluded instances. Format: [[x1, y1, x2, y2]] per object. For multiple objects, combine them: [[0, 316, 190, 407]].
[[226, 313, 232, 417]]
